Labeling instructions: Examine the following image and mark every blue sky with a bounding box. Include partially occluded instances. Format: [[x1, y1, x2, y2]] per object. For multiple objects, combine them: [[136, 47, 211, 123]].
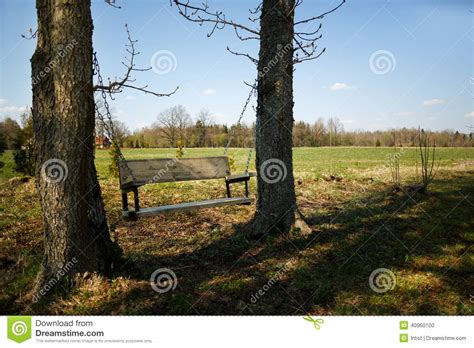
[[0, 0, 472, 132]]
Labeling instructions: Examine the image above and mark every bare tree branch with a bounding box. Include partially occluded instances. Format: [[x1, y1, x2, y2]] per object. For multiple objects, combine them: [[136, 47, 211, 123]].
[[104, 0, 121, 9], [93, 24, 178, 97], [294, 47, 326, 64], [294, 0, 346, 25], [243, 80, 258, 90], [171, 0, 260, 37], [171, 0, 345, 65], [233, 26, 259, 41], [291, 0, 345, 63], [248, 2, 263, 23], [21, 28, 38, 40], [227, 46, 258, 65]]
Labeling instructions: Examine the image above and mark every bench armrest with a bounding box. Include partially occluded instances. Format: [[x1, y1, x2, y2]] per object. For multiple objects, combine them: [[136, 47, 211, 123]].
[[225, 172, 256, 183], [225, 172, 255, 198]]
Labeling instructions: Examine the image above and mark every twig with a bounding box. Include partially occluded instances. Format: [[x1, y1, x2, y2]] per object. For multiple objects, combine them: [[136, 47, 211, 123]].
[[93, 24, 178, 97]]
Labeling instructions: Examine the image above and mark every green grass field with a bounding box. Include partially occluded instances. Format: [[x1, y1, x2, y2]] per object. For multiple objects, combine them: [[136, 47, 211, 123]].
[[2, 147, 472, 182], [92, 146, 473, 180], [0, 147, 473, 315]]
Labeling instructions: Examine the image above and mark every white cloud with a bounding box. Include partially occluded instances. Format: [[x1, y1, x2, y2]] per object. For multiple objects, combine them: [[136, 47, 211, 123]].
[[330, 82, 354, 91], [423, 98, 445, 106], [394, 111, 413, 117], [464, 111, 474, 118], [202, 88, 216, 96], [0, 98, 29, 118], [0, 105, 28, 118], [341, 119, 354, 125], [124, 95, 136, 101]]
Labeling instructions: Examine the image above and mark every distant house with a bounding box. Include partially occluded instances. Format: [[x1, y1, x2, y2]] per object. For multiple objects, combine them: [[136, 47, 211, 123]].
[[95, 135, 110, 148]]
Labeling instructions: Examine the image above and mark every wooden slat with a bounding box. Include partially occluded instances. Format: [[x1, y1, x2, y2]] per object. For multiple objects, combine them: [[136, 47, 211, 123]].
[[123, 197, 253, 217], [119, 156, 230, 188]]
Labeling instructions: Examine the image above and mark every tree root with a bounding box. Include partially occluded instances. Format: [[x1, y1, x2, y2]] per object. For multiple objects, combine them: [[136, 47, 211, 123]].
[[242, 206, 312, 239]]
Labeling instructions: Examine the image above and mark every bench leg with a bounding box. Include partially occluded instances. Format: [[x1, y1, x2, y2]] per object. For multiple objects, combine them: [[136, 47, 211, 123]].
[[226, 177, 251, 201], [133, 187, 140, 212], [121, 190, 129, 216]]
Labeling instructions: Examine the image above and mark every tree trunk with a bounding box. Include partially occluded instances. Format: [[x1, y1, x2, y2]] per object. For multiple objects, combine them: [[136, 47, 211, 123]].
[[31, 0, 116, 290], [248, 0, 297, 237]]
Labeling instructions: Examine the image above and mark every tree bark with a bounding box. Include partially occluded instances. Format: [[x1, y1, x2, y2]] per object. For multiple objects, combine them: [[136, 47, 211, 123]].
[[31, 0, 115, 289], [248, 0, 297, 237]]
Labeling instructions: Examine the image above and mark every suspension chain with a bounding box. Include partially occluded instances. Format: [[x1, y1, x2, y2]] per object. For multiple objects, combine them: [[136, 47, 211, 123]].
[[244, 130, 256, 173], [243, 77, 261, 173], [93, 53, 135, 182], [223, 79, 258, 156]]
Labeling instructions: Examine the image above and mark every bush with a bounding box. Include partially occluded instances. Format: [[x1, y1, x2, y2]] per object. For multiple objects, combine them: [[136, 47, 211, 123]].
[[13, 113, 35, 176], [228, 153, 236, 172], [108, 143, 121, 179], [14, 148, 35, 176], [176, 139, 185, 158], [0, 132, 6, 169]]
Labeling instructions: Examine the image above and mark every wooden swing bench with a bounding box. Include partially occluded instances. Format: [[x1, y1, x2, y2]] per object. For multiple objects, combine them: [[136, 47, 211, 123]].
[[119, 156, 255, 218]]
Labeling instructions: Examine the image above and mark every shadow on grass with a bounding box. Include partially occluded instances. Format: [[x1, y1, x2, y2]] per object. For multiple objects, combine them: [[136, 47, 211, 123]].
[[35, 175, 474, 315]]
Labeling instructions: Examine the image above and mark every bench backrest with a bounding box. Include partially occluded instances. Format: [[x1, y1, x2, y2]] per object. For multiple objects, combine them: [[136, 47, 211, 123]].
[[119, 156, 231, 189]]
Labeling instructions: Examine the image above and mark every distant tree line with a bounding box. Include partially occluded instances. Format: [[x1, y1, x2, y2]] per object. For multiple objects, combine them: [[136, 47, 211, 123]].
[[1, 107, 473, 169], [96, 105, 473, 148], [291, 120, 473, 148]]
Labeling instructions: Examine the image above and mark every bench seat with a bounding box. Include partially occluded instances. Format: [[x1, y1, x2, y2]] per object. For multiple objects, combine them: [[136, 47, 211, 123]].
[[123, 196, 253, 218]]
